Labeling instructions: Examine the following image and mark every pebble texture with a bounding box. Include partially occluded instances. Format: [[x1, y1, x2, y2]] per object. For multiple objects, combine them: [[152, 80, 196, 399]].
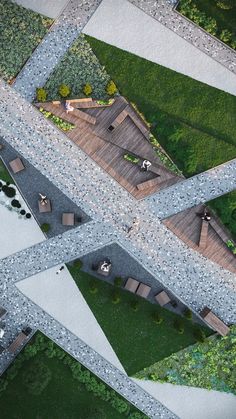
[[0, 80, 236, 327], [13, 0, 103, 101], [128, 0, 236, 74]]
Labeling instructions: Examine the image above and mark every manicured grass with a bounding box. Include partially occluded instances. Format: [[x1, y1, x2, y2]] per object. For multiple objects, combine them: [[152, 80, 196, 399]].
[[86, 36, 236, 177], [209, 190, 236, 240], [0, 0, 53, 81], [69, 266, 211, 376], [135, 326, 236, 395], [0, 333, 145, 419], [0, 159, 14, 184]]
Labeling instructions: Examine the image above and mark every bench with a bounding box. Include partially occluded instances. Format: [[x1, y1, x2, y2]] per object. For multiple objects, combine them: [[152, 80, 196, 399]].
[[136, 177, 161, 191], [38, 199, 52, 213], [198, 220, 209, 249], [62, 212, 75, 226], [200, 307, 230, 336], [136, 283, 151, 298], [155, 290, 171, 306], [8, 331, 28, 353], [9, 157, 25, 174], [67, 98, 93, 104], [124, 277, 140, 293], [71, 108, 96, 125]]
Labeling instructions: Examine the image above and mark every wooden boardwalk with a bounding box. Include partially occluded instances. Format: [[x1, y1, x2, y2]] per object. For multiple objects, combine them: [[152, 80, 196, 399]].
[[36, 97, 236, 274]]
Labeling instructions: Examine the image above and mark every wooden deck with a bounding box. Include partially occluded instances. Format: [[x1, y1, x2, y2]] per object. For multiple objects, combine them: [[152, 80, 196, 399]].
[[164, 204, 236, 274], [36, 96, 181, 199], [36, 97, 236, 274]]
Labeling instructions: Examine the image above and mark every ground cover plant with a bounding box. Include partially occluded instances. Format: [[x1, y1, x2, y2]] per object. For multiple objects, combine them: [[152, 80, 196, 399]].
[[135, 326, 236, 395], [86, 36, 236, 178], [0, 332, 146, 419], [0, 0, 53, 81], [68, 265, 211, 376], [177, 0, 236, 50], [0, 159, 14, 184], [44, 34, 111, 100], [209, 190, 236, 240], [39, 107, 75, 131]]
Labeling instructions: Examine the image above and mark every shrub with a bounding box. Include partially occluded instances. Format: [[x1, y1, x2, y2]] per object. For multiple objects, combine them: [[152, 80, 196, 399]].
[[112, 291, 120, 304], [194, 327, 206, 342], [89, 280, 98, 294], [2, 185, 16, 198], [219, 29, 232, 43], [106, 80, 117, 96], [123, 153, 140, 164], [41, 223, 51, 233], [183, 308, 192, 320], [114, 276, 123, 287], [36, 87, 47, 102], [83, 83, 93, 96], [26, 213, 31, 219], [11, 199, 21, 208], [216, 0, 235, 10], [152, 312, 163, 324], [174, 319, 184, 334], [73, 259, 83, 269], [58, 84, 71, 98], [20, 209, 26, 215], [130, 300, 139, 312]]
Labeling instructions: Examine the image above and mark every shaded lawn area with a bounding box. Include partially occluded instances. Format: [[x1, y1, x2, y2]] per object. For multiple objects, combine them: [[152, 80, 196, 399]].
[[0, 159, 14, 184], [69, 266, 211, 376], [1, 353, 124, 419], [0, 0, 53, 81], [86, 36, 236, 177], [209, 190, 236, 240]]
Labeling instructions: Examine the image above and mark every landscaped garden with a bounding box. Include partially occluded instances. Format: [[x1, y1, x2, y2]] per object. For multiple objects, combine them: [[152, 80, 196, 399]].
[[0, 332, 147, 419], [68, 264, 211, 376], [43, 34, 112, 101], [135, 325, 236, 395], [0, 0, 53, 82], [177, 0, 236, 50]]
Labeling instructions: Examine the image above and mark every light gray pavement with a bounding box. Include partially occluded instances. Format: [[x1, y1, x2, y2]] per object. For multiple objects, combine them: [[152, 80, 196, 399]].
[[0, 80, 236, 326], [128, 0, 236, 74], [13, 0, 103, 101], [13, 0, 69, 18], [84, 0, 236, 96]]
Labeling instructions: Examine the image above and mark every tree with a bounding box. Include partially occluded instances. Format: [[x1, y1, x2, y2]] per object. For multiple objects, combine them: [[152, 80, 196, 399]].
[[58, 84, 71, 98], [106, 80, 117, 96], [36, 87, 47, 102], [83, 83, 93, 96]]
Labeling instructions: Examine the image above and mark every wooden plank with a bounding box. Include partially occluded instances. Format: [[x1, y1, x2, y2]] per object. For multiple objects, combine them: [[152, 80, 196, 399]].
[[71, 109, 96, 125], [136, 177, 161, 191], [67, 98, 92, 103], [209, 219, 229, 244], [199, 220, 209, 249], [200, 307, 230, 336]]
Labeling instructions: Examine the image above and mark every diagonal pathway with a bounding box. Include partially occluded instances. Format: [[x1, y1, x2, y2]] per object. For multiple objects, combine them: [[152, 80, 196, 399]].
[[13, 0, 103, 101], [0, 80, 236, 325], [128, 0, 236, 74]]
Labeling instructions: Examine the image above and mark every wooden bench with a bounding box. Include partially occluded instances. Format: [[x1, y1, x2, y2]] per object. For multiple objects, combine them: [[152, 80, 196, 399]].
[[209, 219, 229, 244], [136, 177, 161, 191], [52, 100, 61, 105], [200, 307, 230, 336], [198, 220, 209, 249], [71, 108, 96, 125], [67, 98, 93, 104], [124, 277, 140, 293], [136, 283, 151, 298], [9, 157, 25, 174], [8, 331, 28, 353], [155, 290, 171, 306]]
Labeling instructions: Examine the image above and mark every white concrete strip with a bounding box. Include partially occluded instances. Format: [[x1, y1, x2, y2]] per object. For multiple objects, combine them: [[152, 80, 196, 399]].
[[0, 183, 44, 258], [83, 0, 236, 96], [12, 0, 69, 18], [16, 265, 126, 372], [132, 378, 236, 419]]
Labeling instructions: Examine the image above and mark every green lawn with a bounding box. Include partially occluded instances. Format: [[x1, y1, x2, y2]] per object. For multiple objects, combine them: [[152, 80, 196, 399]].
[[69, 266, 211, 376], [0, 159, 14, 184], [209, 190, 236, 240], [135, 325, 236, 395], [86, 36, 236, 177], [0, 0, 53, 81], [0, 333, 146, 419]]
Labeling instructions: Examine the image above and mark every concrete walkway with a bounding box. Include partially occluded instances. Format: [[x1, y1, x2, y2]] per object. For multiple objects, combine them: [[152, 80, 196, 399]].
[[83, 0, 236, 96], [13, 0, 103, 101], [133, 379, 236, 419]]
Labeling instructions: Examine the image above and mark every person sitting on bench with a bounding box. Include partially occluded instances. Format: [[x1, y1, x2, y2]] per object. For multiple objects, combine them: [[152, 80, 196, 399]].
[[100, 261, 111, 272], [141, 160, 152, 172], [65, 101, 74, 114], [39, 193, 48, 205]]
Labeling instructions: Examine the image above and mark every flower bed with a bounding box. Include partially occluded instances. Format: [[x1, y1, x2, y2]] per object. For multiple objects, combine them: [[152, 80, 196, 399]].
[[0, 0, 53, 81], [39, 107, 75, 131]]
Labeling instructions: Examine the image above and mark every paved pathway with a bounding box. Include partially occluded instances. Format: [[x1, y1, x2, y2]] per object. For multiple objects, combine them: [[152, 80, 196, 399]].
[[0, 80, 236, 327], [13, 0, 103, 101], [128, 0, 236, 74]]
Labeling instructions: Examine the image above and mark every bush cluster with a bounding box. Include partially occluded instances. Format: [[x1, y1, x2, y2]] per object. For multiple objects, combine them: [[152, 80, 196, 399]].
[[0, 333, 146, 418], [178, 0, 236, 50], [41, 223, 51, 233]]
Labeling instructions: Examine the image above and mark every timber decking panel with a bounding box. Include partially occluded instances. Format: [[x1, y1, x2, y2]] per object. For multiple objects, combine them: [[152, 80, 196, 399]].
[[71, 108, 96, 125], [198, 220, 209, 249]]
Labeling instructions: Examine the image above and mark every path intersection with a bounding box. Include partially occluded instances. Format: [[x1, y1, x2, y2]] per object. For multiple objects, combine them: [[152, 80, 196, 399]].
[[0, 1, 236, 418]]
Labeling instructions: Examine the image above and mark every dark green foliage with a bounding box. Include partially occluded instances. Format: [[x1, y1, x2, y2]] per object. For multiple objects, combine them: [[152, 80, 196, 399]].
[[0, 161, 14, 184], [183, 308, 192, 320], [73, 259, 83, 269], [26, 213, 31, 219], [193, 327, 206, 342], [174, 319, 184, 334], [11, 199, 21, 208], [40, 223, 51, 233], [22, 361, 52, 395], [112, 291, 121, 304], [20, 209, 26, 215], [0, 0, 52, 80], [114, 276, 123, 287], [89, 280, 98, 294], [209, 191, 236, 239], [131, 300, 139, 312], [2, 185, 16, 198], [152, 312, 163, 325]]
